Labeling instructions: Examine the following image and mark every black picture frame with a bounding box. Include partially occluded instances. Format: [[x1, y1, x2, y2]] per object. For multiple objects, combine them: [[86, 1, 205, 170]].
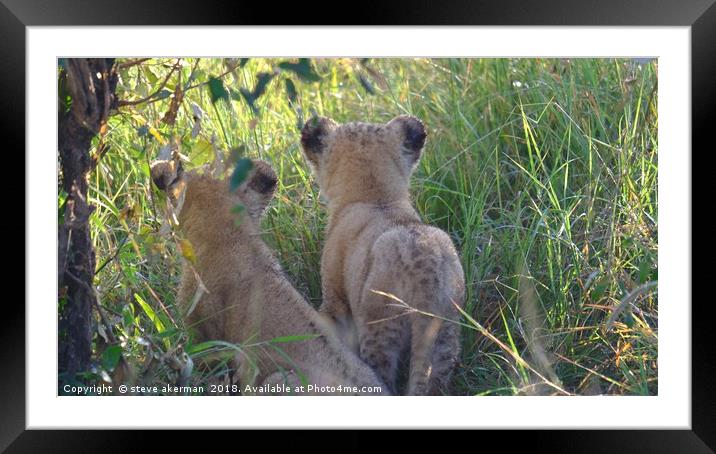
[[5, 0, 711, 451]]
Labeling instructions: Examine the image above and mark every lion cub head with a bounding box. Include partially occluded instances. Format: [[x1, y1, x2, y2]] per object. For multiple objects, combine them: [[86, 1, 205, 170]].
[[299, 115, 427, 205], [150, 157, 278, 225]]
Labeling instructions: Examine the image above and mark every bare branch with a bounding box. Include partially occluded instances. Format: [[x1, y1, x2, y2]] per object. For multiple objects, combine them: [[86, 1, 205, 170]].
[[117, 58, 151, 69]]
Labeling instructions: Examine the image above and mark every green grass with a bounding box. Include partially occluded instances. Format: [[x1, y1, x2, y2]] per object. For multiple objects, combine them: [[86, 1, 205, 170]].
[[73, 57, 657, 395]]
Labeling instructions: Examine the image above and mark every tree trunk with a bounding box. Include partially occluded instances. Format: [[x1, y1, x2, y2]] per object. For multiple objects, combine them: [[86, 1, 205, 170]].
[[58, 58, 117, 380]]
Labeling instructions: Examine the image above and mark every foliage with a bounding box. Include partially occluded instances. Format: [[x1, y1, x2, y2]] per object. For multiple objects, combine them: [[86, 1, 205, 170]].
[[63, 57, 658, 395]]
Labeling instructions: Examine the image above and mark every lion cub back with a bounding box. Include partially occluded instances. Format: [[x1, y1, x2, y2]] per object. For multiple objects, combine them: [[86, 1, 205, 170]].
[[300, 115, 466, 395]]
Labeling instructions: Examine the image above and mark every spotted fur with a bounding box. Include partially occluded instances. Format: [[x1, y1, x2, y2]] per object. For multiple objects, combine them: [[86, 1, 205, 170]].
[[300, 115, 466, 395], [150, 158, 389, 395]]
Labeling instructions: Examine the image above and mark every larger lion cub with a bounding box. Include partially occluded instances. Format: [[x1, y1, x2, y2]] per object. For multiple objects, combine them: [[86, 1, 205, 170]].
[[151, 157, 388, 395], [300, 115, 466, 395]]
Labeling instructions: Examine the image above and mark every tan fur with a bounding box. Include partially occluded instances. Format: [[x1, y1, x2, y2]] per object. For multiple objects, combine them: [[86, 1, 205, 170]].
[[151, 158, 388, 395], [301, 115, 466, 395]]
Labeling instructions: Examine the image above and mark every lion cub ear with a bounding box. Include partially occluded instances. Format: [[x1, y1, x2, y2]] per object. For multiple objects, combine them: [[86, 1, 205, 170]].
[[240, 159, 278, 220], [387, 115, 427, 168], [150, 159, 184, 193], [300, 116, 338, 166]]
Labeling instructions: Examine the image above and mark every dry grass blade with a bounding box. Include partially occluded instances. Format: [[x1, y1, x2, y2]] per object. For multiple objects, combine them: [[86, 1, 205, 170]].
[[604, 281, 658, 332], [518, 267, 563, 391], [453, 301, 572, 396], [554, 352, 632, 393]]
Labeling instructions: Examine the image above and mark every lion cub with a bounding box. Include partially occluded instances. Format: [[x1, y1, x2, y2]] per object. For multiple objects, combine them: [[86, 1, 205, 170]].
[[150, 157, 388, 395], [300, 115, 466, 395]]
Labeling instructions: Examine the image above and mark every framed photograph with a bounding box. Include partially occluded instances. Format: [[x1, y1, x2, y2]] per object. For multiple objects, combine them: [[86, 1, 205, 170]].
[[7, 0, 710, 450]]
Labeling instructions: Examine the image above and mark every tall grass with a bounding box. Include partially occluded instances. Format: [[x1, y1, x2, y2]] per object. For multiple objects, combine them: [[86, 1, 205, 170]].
[[77, 57, 657, 395]]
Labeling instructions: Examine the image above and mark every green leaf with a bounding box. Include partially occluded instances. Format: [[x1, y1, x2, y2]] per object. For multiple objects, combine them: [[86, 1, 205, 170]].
[[156, 89, 172, 100], [285, 78, 298, 106], [230, 158, 254, 192], [101, 345, 122, 372], [139, 161, 150, 178], [240, 72, 275, 113], [591, 279, 609, 302], [207, 76, 229, 104], [122, 304, 135, 330], [638, 260, 654, 284], [358, 73, 376, 95], [137, 125, 149, 137], [186, 340, 243, 355], [155, 327, 179, 339], [252, 72, 275, 99], [239, 58, 250, 67], [134, 293, 165, 333], [240, 90, 258, 113], [144, 67, 159, 84], [278, 58, 320, 83], [269, 334, 320, 344]]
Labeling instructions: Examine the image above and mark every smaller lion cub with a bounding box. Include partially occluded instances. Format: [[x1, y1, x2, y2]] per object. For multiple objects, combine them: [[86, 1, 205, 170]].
[[300, 115, 466, 395], [150, 157, 388, 395]]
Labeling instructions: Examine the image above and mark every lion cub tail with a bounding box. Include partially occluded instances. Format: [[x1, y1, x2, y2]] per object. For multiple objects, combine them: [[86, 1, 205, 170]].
[[406, 251, 464, 396], [407, 313, 461, 395]]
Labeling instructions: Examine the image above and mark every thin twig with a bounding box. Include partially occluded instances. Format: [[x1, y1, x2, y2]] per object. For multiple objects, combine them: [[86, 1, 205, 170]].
[[117, 59, 181, 107], [118, 58, 151, 69], [184, 58, 202, 90], [94, 235, 130, 276], [185, 65, 236, 92], [142, 279, 178, 327], [554, 352, 632, 392]]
